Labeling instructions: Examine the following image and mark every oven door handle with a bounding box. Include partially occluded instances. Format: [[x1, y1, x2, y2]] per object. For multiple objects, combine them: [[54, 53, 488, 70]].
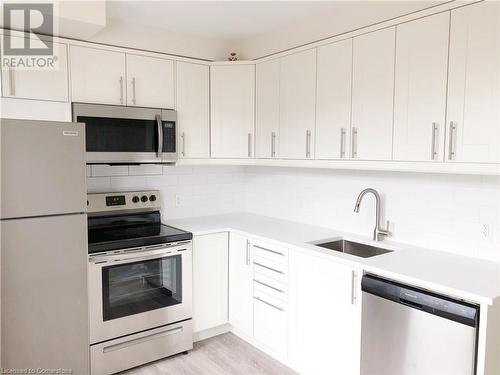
[[89, 247, 188, 265], [155, 114, 163, 158]]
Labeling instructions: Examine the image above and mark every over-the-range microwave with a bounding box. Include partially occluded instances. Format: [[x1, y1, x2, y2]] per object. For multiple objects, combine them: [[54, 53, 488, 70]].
[[72, 103, 177, 164]]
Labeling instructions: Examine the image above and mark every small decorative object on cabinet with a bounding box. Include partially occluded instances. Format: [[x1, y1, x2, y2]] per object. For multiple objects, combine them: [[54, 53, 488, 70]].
[[228, 52, 238, 61]]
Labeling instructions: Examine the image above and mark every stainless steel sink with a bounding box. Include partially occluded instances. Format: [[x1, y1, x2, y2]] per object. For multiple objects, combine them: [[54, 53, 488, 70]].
[[312, 239, 393, 258]]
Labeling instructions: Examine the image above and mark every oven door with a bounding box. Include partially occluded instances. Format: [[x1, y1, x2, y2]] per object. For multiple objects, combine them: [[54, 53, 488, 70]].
[[73, 103, 177, 164], [88, 243, 192, 344]]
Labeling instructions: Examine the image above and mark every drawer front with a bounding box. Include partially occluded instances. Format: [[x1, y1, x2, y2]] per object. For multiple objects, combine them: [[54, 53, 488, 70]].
[[254, 273, 288, 302], [90, 320, 193, 375], [252, 240, 289, 265], [254, 255, 288, 284], [253, 290, 288, 355]]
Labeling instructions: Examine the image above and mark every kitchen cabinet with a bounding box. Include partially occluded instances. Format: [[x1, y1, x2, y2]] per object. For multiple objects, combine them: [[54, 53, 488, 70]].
[[1, 37, 69, 102], [70, 45, 126, 105], [289, 251, 361, 375], [176, 62, 210, 158], [192, 233, 229, 333], [255, 59, 280, 159], [446, 1, 500, 163], [315, 39, 353, 160], [126, 54, 174, 109], [0, 98, 71, 121], [228, 232, 253, 337], [210, 64, 255, 158], [352, 27, 395, 161], [393, 13, 449, 162], [279, 49, 316, 159]]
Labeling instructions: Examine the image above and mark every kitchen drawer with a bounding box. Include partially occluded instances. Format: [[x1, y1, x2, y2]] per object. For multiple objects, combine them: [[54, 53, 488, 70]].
[[252, 240, 289, 265], [90, 320, 193, 375], [253, 255, 288, 284], [254, 273, 288, 302], [253, 290, 288, 355]]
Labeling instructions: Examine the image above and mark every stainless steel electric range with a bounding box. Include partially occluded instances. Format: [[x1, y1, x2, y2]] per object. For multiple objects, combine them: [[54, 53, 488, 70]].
[[87, 190, 193, 375]]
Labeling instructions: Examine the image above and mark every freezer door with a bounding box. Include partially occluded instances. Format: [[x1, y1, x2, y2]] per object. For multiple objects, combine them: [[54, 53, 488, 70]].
[[1, 214, 89, 373], [0, 119, 86, 219]]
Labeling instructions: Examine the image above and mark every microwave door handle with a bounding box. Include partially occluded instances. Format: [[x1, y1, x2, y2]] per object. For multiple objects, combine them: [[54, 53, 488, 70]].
[[155, 114, 163, 158]]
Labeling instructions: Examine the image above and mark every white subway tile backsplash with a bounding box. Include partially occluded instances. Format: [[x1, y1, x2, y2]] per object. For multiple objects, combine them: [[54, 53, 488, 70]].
[[129, 165, 163, 176], [91, 165, 129, 177]]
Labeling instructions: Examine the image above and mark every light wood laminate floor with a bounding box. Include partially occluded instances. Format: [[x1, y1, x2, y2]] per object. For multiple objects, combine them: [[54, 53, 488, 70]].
[[120, 333, 297, 375]]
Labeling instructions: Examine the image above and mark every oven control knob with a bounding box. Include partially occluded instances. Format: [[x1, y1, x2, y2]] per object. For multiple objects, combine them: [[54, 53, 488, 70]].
[[141, 195, 148, 202], [149, 195, 157, 202], [132, 196, 140, 203]]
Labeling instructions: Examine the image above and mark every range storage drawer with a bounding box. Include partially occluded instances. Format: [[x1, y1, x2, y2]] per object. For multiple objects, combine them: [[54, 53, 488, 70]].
[[90, 320, 193, 375]]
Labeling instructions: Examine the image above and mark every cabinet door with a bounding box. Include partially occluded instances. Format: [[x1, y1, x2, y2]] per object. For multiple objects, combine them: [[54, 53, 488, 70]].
[[1, 37, 69, 102], [70, 46, 126, 105], [211, 65, 255, 158], [279, 49, 316, 159], [446, 2, 500, 163], [176, 62, 210, 158], [256, 59, 280, 159], [316, 39, 352, 160], [393, 13, 449, 162], [126, 54, 175, 109], [228, 233, 253, 337], [192, 233, 229, 333], [352, 27, 395, 160], [289, 252, 361, 375]]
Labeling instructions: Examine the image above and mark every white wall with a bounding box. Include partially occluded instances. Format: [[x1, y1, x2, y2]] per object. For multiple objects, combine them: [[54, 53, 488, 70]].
[[86, 165, 246, 219], [244, 167, 500, 263], [87, 165, 500, 263]]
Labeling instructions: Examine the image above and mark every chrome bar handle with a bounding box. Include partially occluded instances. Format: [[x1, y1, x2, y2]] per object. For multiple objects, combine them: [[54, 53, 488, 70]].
[[248, 133, 252, 157], [253, 279, 284, 294], [351, 270, 357, 305], [246, 239, 251, 265], [155, 114, 163, 157], [431, 122, 439, 160], [131, 77, 136, 105], [253, 244, 285, 256], [253, 296, 285, 312], [340, 128, 346, 158], [119, 76, 124, 104], [351, 127, 358, 158], [306, 130, 311, 158], [271, 132, 276, 158], [181, 132, 186, 157], [8, 68, 15, 96], [448, 121, 457, 160], [253, 262, 284, 275]]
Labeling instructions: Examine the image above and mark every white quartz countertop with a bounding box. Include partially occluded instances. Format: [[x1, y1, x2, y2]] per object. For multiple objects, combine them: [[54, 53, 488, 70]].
[[167, 213, 500, 305]]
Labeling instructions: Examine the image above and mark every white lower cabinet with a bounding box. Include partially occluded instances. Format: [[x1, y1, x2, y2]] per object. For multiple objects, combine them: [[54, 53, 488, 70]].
[[288, 251, 362, 375], [228, 233, 254, 337], [192, 233, 229, 333]]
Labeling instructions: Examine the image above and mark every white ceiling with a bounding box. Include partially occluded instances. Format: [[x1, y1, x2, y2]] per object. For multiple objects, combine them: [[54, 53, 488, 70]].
[[106, 1, 446, 41]]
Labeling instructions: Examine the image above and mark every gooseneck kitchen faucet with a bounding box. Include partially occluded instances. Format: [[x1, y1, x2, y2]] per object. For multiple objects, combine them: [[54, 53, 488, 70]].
[[354, 188, 390, 241]]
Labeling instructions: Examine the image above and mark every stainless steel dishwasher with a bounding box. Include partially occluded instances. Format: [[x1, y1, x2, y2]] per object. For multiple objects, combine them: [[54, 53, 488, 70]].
[[361, 274, 479, 375]]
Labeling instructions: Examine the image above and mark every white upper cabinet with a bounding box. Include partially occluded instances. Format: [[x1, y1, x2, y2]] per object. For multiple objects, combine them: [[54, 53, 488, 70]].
[[316, 39, 353, 160], [126, 54, 174, 109], [1, 37, 69, 102], [210, 64, 255, 158], [393, 13, 450, 162], [176, 62, 210, 158], [279, 49, 317, 160], [289, 252, 361, 375], [70, 46, 126, 105], [255, 59, 280, 159], [352, 27, 395, 161], [446, 2, 500, 163], [192, 233, 229, 333]]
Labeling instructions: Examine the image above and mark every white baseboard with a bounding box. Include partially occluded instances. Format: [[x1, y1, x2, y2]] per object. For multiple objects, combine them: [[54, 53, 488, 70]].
[[193, 323, 231, 342]]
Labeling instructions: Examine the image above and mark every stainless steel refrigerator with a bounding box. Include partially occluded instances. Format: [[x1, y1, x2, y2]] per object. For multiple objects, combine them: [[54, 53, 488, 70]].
[[0, 119, 89, 374]]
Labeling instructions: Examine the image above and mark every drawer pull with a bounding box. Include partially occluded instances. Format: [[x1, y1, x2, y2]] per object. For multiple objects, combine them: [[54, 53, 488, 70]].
[[103, 326, 183, 353], [253, 245, 285, 256], [254, 279, 284, 293], [254, 262, 285, 275], [254, 296, 284, 312]]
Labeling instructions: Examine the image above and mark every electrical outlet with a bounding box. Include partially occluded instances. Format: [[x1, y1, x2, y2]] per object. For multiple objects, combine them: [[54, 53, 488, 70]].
[[481, 223, 491, 240], [175, 194, 182, 207]]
